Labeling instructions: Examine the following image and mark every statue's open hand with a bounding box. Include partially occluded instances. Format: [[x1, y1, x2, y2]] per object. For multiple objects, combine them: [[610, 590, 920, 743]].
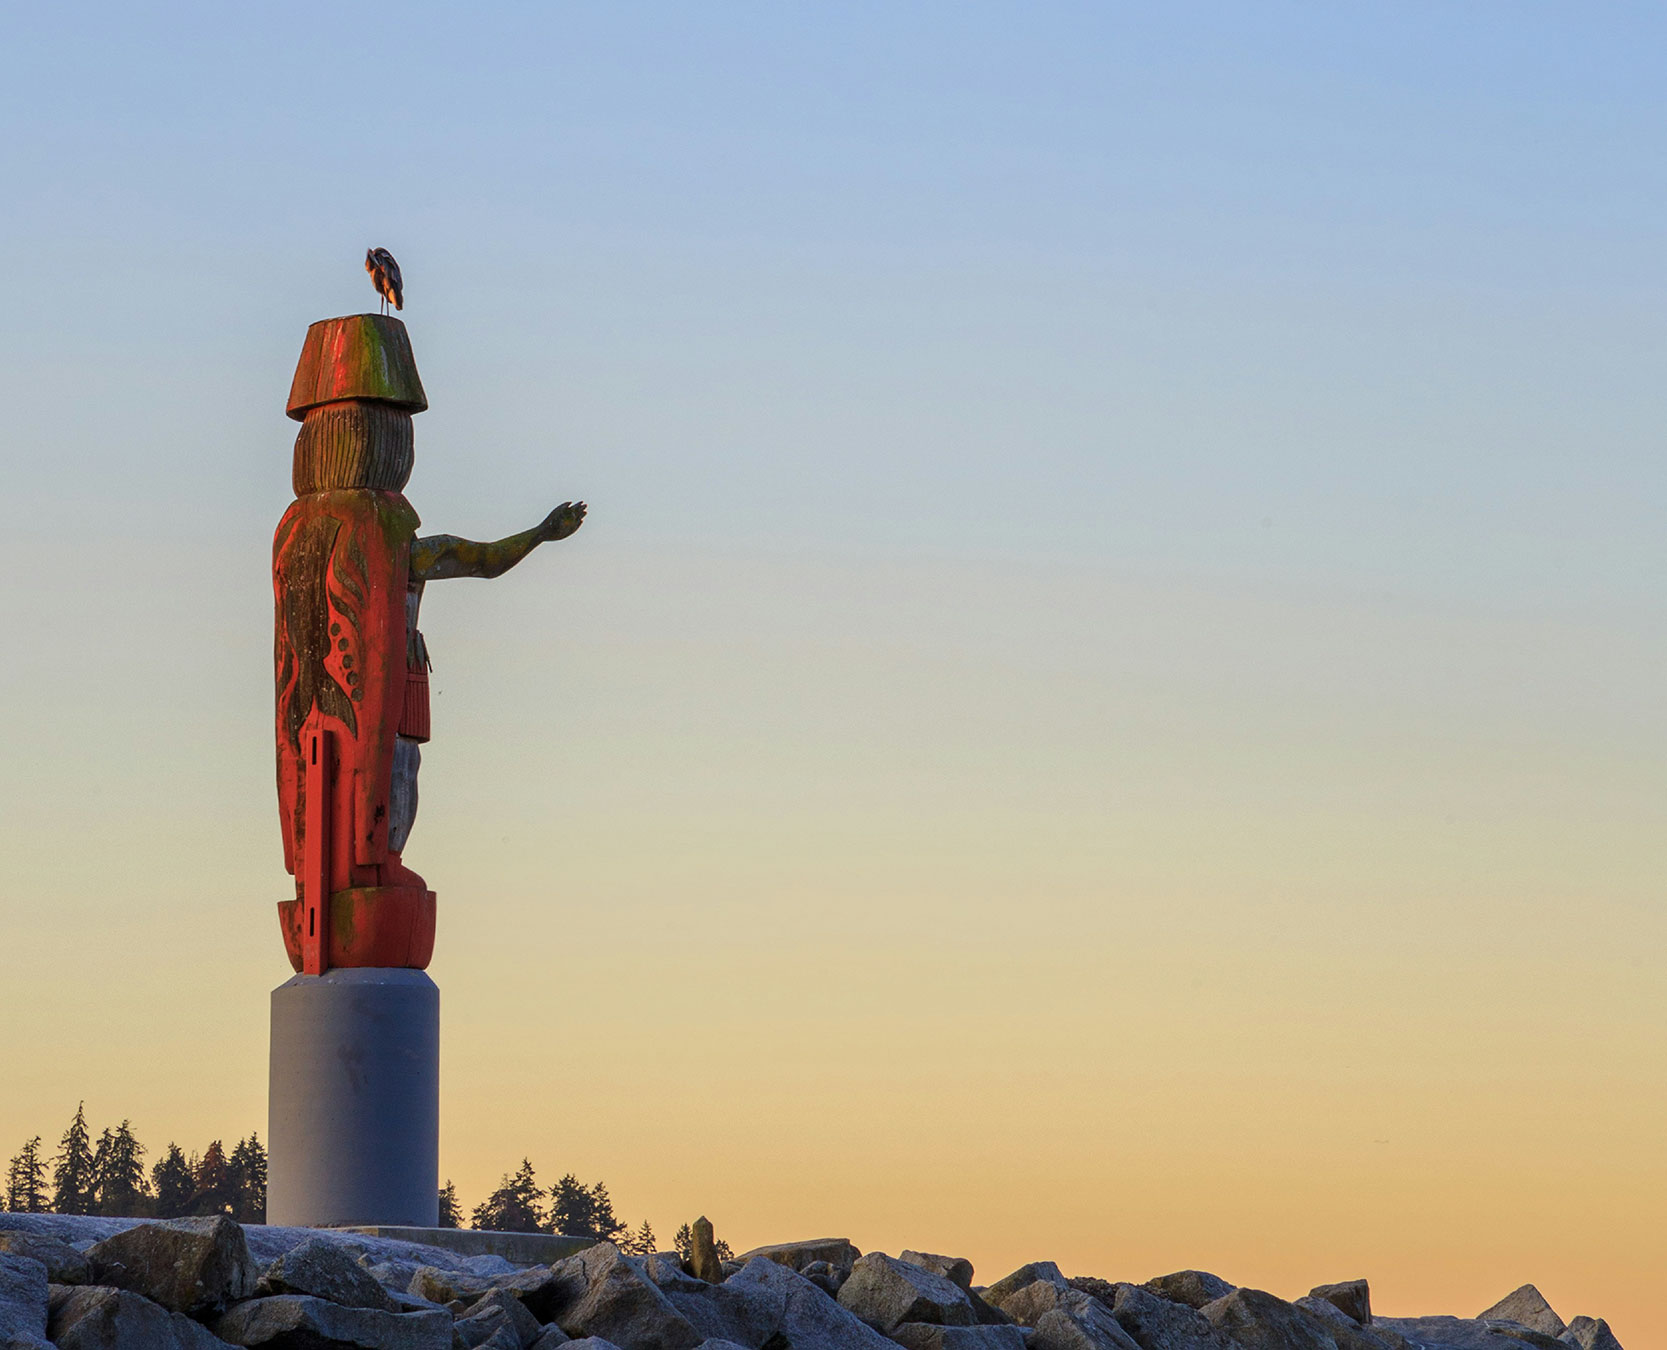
[[538, 501, 587, 541]]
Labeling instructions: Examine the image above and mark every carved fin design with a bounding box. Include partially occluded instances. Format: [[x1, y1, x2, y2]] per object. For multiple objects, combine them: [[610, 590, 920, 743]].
[[279, 513, 359, 750]]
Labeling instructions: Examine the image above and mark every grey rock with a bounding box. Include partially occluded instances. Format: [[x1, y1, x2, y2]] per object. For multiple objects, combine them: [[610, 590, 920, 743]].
[[0, 1217, 140, 1249], [646, 1293, 726, 1346], [411, 1266, 496, 1306], [363, 1253, 423, 1286], [899, 1255, 974, 1293], [455, 1309, 509, 1337], [0, 1254, 48, 1345], [388, 1288, 449, 1315], [0, 1231, 91, 1285], [692, 1342, 750, 1350], [1293, 1300, 1373, 1340], [991, 1281, 1058, 1325], [1140, 1276, 1234, 1313], [1, 1218, 517, 1292], [1200, 1289, 1340, 1350], [48, 1285, 232, 1350], [86, 1216, 259, 1317], [1066, 1280, 1119, 1312], [1381, 1318, 1576, 1350], [990, 1282, 1137, 1350], [560, 1340, 623, 1350], [991, 1284, 1095, 1330], [733, 1241, 862, 1282], [801, 1262, 841, 1296], [1479, 1289, 1565, 1339], [381, 1264, 430, 1291], [839, 1253, 975, 1334], [1307, 1283, 1370, 1326], [1290, 1300, 1405, 1350], [541, 1243, 702, 1350], [1363, 1325, 1410, 1350], [645, 1256, 706, 1295], [1293, 1298, 1351, 1329], [478, 1267, 569, 1324], [889, 1324, 1026, 1350], [213, 1293, 451, 1350], [364, 1260, 423, 1293], [454, 1290, 542, 1350], [1560, 1317, 1623, 1350], [459, 1258, 522, 1279], [1104, 1283, 1233, 1350], [1029, 1305, 1142, 1350], [1373, 1318, 1513, 1350], [982, 1266, 1068, 1313], [662, 1282, 780, 1348], [259, 1236, 399, 1313], [689, 1220, 725, 1286], [966, 1294, 1011, 1329], [472, 1328, 525, 1350], [529, 1329, 573, 1350], [724, 1257, 901, 1350], [1486, 1327, 1574, 1350]]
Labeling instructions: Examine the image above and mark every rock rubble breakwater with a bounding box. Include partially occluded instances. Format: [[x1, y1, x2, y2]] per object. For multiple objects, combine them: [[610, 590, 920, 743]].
[[0, 1213, 1624, 1350]]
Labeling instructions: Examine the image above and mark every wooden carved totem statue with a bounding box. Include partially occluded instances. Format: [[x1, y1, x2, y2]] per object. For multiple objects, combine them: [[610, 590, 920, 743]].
[[274, 314, 586, 973]]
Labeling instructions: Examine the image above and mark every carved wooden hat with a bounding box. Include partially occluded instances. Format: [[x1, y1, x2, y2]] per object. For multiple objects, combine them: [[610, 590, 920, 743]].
[[287, 313, 428, 421]]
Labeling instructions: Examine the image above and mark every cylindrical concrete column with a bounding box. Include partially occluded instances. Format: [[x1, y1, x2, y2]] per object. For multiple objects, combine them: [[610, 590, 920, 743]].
[[268, 968, 439, 1227]]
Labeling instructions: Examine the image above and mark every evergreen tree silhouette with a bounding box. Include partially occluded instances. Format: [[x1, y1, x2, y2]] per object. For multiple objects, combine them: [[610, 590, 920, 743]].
[[546, 1172, 597, 1237], [5, 1136, 48, 1213], [547, 1175, 628, 1242], [437, 1181, 461, 1229], [228, 1135, 267, 1223], [471, 1160, 545, 1232], [587, 1181, 627, 1244], [151, 1143, 193, 1219], [191, 1140, 235, 1215], [92, 1120, 150, 1217], [621, 1219, 658, 1255], [51, 1104, 95, 1215], [89, 1128, 113, 1205]]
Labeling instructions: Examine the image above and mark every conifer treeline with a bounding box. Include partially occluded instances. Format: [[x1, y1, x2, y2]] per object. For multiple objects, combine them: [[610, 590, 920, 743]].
[[453, 1158, 649, 1249], [444, 1159, 732, 1261], [8, 1112, 710, 1255], [5, 1104, 266, 1223]]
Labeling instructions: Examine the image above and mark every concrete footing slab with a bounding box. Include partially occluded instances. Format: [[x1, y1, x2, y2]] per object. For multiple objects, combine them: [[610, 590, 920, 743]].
[[335, 1226, 596, 1263], [268, 968, 439, 1228]]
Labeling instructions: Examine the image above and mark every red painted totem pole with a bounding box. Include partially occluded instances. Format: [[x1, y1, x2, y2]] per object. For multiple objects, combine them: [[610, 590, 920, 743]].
[[273, 313, 585, 974]]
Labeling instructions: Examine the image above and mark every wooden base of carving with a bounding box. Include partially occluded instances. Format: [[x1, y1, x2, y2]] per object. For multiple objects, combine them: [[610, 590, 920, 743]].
[[279, 886, 436, 972]]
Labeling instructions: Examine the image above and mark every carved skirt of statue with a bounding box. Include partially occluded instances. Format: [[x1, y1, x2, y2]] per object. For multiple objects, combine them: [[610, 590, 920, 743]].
[[273, 488, 436, 970]]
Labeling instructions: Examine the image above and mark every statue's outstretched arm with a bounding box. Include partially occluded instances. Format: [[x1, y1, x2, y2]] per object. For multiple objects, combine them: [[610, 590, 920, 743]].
[[411, 501, 587, 581]]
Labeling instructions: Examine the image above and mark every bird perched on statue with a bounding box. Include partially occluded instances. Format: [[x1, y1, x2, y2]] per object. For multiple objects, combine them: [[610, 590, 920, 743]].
[[365, 247, 404, 313]]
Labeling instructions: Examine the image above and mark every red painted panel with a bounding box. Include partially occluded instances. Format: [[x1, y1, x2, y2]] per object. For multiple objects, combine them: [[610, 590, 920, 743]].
[[274, 487, 433, 969], [301, 719, 331, 975]]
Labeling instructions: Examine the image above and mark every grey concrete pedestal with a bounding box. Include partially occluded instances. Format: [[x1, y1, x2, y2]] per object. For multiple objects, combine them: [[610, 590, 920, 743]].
[[268, 968, 439, 1228]]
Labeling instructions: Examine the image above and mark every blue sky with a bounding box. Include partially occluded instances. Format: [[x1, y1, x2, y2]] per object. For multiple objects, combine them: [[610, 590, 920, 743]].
[[7, 3, 1667, 614]]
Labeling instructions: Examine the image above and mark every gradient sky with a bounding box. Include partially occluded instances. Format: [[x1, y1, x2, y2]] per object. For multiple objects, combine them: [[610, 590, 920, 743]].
[[2, 3, 1664, 1342]]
